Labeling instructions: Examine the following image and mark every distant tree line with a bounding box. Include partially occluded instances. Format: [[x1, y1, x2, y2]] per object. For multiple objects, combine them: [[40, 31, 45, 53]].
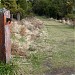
[[1, 0, 32, 19], [1, 0, 75, 19], [32, 0, 75, 19]]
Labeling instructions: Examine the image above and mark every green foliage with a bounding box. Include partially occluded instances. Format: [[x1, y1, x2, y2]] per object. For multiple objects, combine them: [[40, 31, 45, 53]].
[[1, 0, 17, 13], [0, 62, 18, 75], [18, 0, 27, 11], [26, 1, 32, 15], [33, 0, 49, 16], [0, 0, 1, 8], [65, 14, 75, 19], [1, 0, 33, 18], [32, 0, 75, 19], [1, 0, 75, 19]]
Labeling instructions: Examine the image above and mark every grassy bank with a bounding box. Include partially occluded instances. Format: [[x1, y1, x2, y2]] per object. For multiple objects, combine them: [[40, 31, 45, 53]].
[[29, 17, 75, 74], [1, 17, 74, 75]]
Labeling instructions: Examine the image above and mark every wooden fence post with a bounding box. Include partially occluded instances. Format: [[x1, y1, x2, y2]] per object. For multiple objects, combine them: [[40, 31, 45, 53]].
[[0, 8, 11, 63], [0, 12, 6, 63]]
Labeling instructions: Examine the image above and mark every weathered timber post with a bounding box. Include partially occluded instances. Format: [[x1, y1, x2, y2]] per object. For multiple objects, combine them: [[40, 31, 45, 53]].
[[0, 8, 11, 63], [0, 9, 6, 63], [17, 13, 20, 21]]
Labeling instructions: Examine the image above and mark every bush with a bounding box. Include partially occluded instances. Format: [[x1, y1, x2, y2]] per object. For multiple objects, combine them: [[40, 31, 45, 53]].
[[0, 62, 18, 75], [65, 14, 75, 19]]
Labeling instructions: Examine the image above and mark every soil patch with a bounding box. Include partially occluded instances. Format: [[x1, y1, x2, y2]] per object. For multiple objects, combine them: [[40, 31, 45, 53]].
[[45, 67, 75, 75]]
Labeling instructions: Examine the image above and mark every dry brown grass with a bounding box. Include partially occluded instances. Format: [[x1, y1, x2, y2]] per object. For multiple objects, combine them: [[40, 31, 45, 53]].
[[11, 17, 43, 56]]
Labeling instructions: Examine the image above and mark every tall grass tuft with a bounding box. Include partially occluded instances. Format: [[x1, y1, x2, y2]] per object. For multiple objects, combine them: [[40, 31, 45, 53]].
[[0, 62, 18, 75]]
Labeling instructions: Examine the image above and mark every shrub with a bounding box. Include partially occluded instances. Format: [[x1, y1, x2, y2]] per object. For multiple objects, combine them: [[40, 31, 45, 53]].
[[0, 62, 18, 75], [65, 14, 75, 19]]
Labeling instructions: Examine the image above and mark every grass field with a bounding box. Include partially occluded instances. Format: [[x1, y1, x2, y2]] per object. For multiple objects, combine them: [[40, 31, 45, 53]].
[[0, 17, 75, 75], [41, 18, 75, 75], [14, 17, 75, 75], [29, 17, 75, 75], [43, 19, 75, 68]]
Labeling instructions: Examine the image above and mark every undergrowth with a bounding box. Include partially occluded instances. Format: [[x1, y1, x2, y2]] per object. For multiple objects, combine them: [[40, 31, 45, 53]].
[[0, 62, 18, 75]]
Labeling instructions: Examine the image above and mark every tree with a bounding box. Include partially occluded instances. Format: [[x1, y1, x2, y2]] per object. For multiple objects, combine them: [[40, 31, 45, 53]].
[[0, 0, 1, 8], [32, 0, 75, 19], [17, 0, 33, 17], [17, 0, 27, 13], [1, 0, 17, 13], [32, 0, 49, 16]]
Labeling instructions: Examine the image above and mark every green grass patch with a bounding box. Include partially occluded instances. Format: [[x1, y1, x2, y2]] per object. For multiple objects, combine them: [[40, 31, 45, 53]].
[[0, 62, 18, 75], [44, 20, 75, 69]]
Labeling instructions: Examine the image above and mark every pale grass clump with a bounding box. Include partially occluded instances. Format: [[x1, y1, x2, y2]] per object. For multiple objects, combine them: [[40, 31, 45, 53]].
[[11, 17, 43, 56], [20, 26, 27, 36], [12, 22, 22, 33]]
